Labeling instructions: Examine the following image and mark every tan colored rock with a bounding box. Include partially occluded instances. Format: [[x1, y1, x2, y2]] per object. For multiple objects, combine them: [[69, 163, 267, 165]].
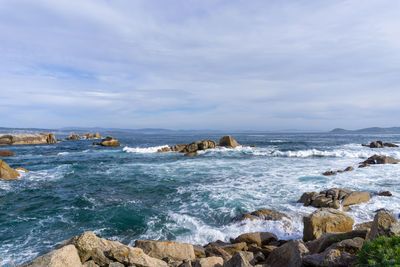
[[198, 140, 217, 150], [107, 246, 168, 267], [303, 208, 354, 241], [265, 239, 309, 267], [219, 136, 239, 148], [20, 245, 82, 267], [233, 232, 277, 247], [0, 149, 15, 157], [100, 136, 120, 147], [298, 192, 318, 206], [157, 146, 171, 153], [368, 209, 400, 241], [184, 151, 198, 157], [16, 167, 29, 172], [134, 240, 195, 261], [192, 256, 223, 267], [67, 134, 80, 140], [0, 159, 20, 180], [302, 248, 357, 267], [59, 231, 124, 262], [224, 251, 254, 267], [354, 221, 373, 231], [83, 260, 100, 267], [342, 191, 370, 207], [82, 133, 94, 139], [218, 242, 248, 255], [250, 209, 289, 221], [0, 133, 57, 145], [170, 144, 187, 152], [94, 132, 102, 139], [205, 245, 231, 261]]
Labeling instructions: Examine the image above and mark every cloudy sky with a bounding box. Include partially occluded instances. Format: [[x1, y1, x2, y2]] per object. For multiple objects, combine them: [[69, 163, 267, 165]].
[[1, 0, 399, 131]]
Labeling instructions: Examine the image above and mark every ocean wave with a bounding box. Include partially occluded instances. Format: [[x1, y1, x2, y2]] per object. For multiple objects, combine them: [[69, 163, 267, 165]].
[[123, 145, 169, 154]]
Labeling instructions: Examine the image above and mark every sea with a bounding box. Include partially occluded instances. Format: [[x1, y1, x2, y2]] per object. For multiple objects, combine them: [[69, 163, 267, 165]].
[[1, 131, 400, 265]]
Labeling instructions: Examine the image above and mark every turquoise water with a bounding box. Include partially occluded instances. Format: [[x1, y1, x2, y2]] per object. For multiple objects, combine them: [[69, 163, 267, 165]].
[[1, 132, 400, 265]]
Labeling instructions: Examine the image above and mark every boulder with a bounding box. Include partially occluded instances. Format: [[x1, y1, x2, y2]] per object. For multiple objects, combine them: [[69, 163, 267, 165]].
[[365, 141, 399, 148], [134, 240, 195, 261], [0, 159, 20, 180], [59, 231, 124, 262], [377, 191, 392, 196], [302, 248, 357, 267], [250, 209, 289, 221], [305, 230, 368, 254], [322, 171, 336, 176], [94, 132, 102, 139], [219, 136, 239, 148], [100, 136, 120, 147], [194, 245, 206, 258], [82, 133, 94, 139], [67, 134, 80, 140], [0, 149, 15, 157], [341, 191, 370, 207], [218, 242, 248, 255], [367, 209, 400, 241], [233, 232, 277, 247], [192, 256, 223, 267], [265, 239, 309, 267], [362, 154, 400, 164], [157, 147, 171, 153], [107, 246, 168, 267], [344, 166, 354, 172], [298, 192, 318, 206], [223, 251, 254, 267], [303, 208, 354, 241], [83, 260, 100, 267], [354, 221, 373, 231], [198, 140, 217, 150], [384, 142, 399, 147], [204, 245, 231, 261], [0, 133, 57, 145], [170, 144, 187, 152], [20, 245, 82, 267]]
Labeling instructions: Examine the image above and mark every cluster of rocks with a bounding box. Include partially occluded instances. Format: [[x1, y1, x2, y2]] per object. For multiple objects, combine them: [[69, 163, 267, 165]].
[[157, 136, 239, 157], [21, 207, 400, 267], [93, 136, 120, 147], [66, 133, 102, 140], [362, 140, 398, 148], [0, 133, 56, 146], [298, 188, 371, 210], [322, 166, 354, 176]]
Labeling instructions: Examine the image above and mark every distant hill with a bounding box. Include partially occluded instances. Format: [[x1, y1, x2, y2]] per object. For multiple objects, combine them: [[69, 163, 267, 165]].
[[330, 127, 400, 134]]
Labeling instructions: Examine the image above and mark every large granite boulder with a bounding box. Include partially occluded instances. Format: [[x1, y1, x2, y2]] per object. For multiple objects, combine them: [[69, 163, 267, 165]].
[[66, 134, 80, 140], [107, 246, 168, 267], [362, 154, 400, 165], [134, 240, 195, 261], [219, 136, 239, 148], [232, 232, 277, 247], [0, 149, 15, 157], [100, 136, 120, 147], [303, 208, 354, 241], [0, 133, 57, 145], [0, 159, 20, 180], [298, 188, 370, 209], [20, 245, 82, 267], [367, 209, 400, 241], [265, 239, 309, 267]]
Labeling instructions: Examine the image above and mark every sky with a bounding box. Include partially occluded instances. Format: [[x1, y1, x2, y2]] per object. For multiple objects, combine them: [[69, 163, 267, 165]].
[[1, 0, 400, 131]]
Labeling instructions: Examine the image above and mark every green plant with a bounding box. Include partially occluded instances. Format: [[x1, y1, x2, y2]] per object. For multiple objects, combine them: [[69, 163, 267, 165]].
[[357, 235, 400, 266]]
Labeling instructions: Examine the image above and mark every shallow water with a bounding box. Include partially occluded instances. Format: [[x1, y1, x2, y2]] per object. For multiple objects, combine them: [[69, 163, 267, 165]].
[[1, 132, 399, 265]]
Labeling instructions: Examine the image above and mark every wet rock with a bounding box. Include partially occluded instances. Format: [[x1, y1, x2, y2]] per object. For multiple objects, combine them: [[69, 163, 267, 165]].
[[250, 209, 289, 221], [0, 149, 15, 157], [365, 141, 399, 148], [184, 151, 198, 157], [233, 232, 278, 247], [135, 240, 196, 261], [20, 245, 82, 267], [157, 146, 171, 153], [367, 209, 400, 241], [344, 166, 354, 172], [170, 144, 187, 152], [233, 213, 257, 221], [107, 246, 168, 267], [358, 163, 370, 168], [219, 136, 239, 148], [303, 208, 354, 241], [265, 239, 309, 267], [306, 230, 368, 254], [362, 154, 400, 165], [377, 191, 392, 196], [100, 136, 120, 147], [192, 256, 223, 267], [224, 251, 254, 267], [0, 159, 20, 180], [298, 192, 318, 206], [67, 134, 80, 140], [322, 170, 336, 176]]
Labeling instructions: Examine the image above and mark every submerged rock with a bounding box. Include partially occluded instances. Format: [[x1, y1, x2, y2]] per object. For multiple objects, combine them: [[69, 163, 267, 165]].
[[303, 208, 354, 241], [0, 149, 15, 157], [219, 136, 239, 148], [0, 159, 20, 180]]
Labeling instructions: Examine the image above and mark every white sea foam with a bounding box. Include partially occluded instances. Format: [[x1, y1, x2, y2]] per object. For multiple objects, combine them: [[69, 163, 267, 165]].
[[123, 145, 169, 153]]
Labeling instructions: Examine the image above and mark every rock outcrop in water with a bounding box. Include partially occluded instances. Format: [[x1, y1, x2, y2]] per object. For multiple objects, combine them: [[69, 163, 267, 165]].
[[219, 136, 239, 148], [0, 133, 57, 146], [82, 132, 102, 140], [0, 149, 15, 157], [362, 141, 399, 148], [322, 166, 354, 176], [67, 134, 81, 140], [361, 154, 400, 165], [100, 136, 120, 147], [0, 159, 20, 180], [298, 188, 371, 210]]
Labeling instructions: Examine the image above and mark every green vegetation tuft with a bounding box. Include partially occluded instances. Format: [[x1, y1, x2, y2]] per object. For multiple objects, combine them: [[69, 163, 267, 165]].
[[357, 235, 400, 266]]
